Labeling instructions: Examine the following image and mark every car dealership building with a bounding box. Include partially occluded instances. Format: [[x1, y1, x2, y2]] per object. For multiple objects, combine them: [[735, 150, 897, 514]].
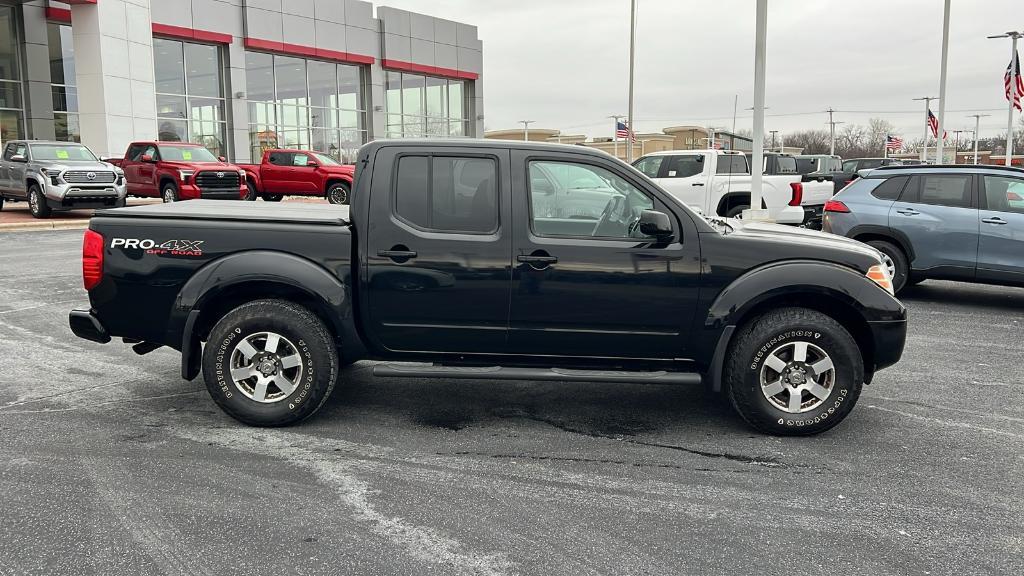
[[0, 0, 483, 162]]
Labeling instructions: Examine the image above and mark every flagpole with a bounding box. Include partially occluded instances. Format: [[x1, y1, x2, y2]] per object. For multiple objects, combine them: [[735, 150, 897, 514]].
[[913, 96, 936, 162], [935, 0, 950, 164], [609, 114, 624, 160], [626, 0, 636, 163], [990, 31, 1022, 166]]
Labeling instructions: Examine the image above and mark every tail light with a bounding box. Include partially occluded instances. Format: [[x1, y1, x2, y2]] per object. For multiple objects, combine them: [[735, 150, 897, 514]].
[[83, 229, 104, 290], [824, 200, 850, 213], [788, 182, 803, 206]]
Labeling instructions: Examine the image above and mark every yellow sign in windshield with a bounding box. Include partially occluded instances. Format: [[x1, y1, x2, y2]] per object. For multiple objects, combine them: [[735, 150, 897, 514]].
[[182, 150, 193, 160], [55, 150, 69, 159]]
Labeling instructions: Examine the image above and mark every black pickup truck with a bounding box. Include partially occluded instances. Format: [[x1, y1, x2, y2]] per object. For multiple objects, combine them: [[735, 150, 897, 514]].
[[69, 139, 907, 435]]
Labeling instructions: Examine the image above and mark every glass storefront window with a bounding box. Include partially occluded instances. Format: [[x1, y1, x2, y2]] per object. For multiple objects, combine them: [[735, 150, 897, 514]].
[[0, 7, 23, 142], [385, 70, 467, 138], [245, 51, 367, 163], [49, 23, 79, 141], [153, 38, 227, 157]]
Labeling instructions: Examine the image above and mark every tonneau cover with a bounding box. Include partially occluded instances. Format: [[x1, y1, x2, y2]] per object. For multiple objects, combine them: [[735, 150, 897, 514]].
[[95, 200, 349, 225]]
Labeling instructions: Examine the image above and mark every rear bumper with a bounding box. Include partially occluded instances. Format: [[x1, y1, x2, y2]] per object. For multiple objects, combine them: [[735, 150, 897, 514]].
[[801, 204, 824, 229], [69, 309, 111, 344], [868, 318, 907, 372]]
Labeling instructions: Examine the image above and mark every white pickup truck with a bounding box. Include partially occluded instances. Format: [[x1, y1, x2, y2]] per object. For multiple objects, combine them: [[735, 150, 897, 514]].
[[632, 149, 828, 226]]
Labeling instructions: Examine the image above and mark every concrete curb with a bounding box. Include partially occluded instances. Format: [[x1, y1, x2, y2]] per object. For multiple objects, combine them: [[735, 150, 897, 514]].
[[0, 220, 89, 232]]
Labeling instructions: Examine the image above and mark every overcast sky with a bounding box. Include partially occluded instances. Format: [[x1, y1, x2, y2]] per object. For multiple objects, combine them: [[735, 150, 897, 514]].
[[381, 0, 1022, 141]]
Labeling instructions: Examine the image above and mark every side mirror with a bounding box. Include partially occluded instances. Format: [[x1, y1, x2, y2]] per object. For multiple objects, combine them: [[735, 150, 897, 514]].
[[10, 154, 26, 163], [218, 156, 226, 162], [100, 156, 114, 163], [140, 154, 154, 163], [307, 161, 318, 168], [638, 209, 673, 239]]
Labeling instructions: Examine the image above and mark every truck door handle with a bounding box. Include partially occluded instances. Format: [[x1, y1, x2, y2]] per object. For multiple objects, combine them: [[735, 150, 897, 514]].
[[896, 208, 919, 216], [517, 253, 558, 267], [691, 183, 705, 187], [981, 216, 1008, 225], [377, 248, 417, 259]]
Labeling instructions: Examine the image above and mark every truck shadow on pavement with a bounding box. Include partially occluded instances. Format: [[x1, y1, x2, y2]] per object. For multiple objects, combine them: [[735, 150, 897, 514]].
[[898, 281, 1024, 310]]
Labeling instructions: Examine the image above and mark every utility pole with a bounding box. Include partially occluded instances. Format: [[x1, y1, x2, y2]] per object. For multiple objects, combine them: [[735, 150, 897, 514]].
[[988, 31, 1022, 166], [826, 108, 843, 156], [518, 120, 534, 141], [935, 0, 951, 165], [968, 113, 990, 164], [769, 130, 779, 151], [912, 96, 938, 162], [750, 0, 767, 219], [626, 0, 637, 162], [608, 114, 625, 159]]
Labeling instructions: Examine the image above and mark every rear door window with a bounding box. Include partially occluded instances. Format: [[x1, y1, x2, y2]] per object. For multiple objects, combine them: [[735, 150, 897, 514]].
[[632, 155, 665, 178], [268, 152, 292, 166], [905, 174, 972, 208], [715, 155, 747, 174], [982, 175, 1024, 215], [776, 156, 798, 174], [394, 155, 498, 234]]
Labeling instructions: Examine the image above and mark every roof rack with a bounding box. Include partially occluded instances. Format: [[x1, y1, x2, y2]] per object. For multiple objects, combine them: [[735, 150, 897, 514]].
[[872, 163, 1024, 174]]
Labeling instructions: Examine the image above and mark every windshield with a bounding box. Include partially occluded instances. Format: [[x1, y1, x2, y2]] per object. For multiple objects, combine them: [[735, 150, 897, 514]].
[[158, 145, 219, 162], [311, 152, 342, 165], [29, 144, 97, 162]]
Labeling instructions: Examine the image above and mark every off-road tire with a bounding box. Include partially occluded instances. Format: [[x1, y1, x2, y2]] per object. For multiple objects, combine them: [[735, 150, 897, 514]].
[[725, 307, 863, 436], [202, 299, 339, 426], [327, 182, 350, 205], [28, 184, 51, 218], [866, 239, 908, 293], [244, 180, 258, 201]]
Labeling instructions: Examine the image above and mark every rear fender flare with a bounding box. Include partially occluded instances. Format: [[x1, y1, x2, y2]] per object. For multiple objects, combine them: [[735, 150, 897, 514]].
[[171, 250, 358, 379]]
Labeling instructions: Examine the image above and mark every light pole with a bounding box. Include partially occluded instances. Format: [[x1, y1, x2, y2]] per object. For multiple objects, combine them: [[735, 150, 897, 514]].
[[769, 130, 779, 151], [935, 0, 951, 165], [749, 0, 767, 219], [968, 113, 990, 164], [988, 31, 1022, 166], [608, 114, 625, 159], [826, 108, 843, 156], [518, 120, 534, 141], [912, 96, 938, 162], [626, 0, 637, 162], [948, 129, 965, 163]]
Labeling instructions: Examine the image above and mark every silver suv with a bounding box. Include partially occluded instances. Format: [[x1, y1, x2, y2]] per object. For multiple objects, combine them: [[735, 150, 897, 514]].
[[0, 140, 126, 218]]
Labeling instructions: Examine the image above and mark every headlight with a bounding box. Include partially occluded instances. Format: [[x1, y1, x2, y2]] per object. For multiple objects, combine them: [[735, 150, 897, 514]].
[[866, 264, 894, 295], [238, 169, 246, 177], [42, 168, 62, 185], [178, 169, 194, 183]]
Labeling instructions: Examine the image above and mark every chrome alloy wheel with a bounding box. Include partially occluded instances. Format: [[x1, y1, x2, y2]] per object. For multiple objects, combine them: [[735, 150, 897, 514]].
[[759, 340, 836, 414], [229, 331, 305, 403], [879, 253, 896, 279], [29, 189, 39, 212]]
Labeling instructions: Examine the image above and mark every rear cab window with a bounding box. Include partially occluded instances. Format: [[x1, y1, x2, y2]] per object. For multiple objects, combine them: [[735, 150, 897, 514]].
[[715, 154, 748, 174], [666, 155, 705, 178]]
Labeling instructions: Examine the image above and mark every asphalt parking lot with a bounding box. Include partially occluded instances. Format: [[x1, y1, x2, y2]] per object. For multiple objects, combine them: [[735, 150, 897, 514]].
[[1, 229, 1022, 576]]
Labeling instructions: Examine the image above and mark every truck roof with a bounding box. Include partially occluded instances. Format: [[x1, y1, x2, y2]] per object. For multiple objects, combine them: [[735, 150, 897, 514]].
[[96, 200, 350, 225], [637, 149, 745, 157]]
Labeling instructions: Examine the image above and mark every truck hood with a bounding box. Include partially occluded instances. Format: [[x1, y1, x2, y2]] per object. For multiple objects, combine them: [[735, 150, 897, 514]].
[[160, 160, 240, 170], [723, 218, 883, 267]]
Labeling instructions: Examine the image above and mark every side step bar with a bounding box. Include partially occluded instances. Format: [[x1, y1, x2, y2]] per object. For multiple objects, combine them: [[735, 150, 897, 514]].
[[372, 363, 701, 385]]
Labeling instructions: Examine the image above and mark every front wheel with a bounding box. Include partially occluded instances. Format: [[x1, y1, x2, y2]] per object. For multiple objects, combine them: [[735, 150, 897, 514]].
[[202, 299, 339, 426], [866, 240, 909, 293], [162, 183, 179, 203], [244, 181, 258, 201], [326, 182, 350, 205], [725, 307, 863, 435], [28, 184, 52, 218]]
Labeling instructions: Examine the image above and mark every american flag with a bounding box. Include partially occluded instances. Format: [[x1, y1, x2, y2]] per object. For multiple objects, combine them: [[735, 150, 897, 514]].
[[1006, 49, 1023, 112], [927, 109, 948, 140], [615, 121, 636, 142], [885, 135, 903, 151]]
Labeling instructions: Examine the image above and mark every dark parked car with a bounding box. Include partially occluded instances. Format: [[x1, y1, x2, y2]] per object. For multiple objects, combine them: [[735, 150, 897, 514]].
[[823, 164, 1024, 293], [70, 139, 907, 436]]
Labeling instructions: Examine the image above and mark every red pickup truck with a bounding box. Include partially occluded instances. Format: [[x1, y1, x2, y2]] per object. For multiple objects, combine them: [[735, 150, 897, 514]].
[[108, 141, 247, 202], [239, 149, 355, 204]]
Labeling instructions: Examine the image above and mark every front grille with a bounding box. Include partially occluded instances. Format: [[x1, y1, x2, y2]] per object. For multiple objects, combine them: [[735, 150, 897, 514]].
[[64, 170, 117, 184], [194, 171, 240, 189]]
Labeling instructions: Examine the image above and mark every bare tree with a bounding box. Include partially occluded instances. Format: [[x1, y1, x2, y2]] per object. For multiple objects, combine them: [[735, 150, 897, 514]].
[[866, 118, 895, 156], [784, 129, 830, 154]]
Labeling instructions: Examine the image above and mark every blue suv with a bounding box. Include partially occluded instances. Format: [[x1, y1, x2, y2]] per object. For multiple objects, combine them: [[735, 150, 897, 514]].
[[823, 164, 1024, 293]]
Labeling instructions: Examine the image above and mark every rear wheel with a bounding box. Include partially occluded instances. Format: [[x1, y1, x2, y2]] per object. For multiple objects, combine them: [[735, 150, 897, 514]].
[[202, 299, 339, 426], [866, 240, 908, 293], [28, 184, 51, 218], [725, 307, 863, 436], [327, 182, 350, 205], [0, 194, 5, 211], [161, 182, 179, 203]]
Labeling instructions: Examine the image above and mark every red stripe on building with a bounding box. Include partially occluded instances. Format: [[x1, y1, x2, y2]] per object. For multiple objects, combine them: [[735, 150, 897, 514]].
[[244, 38, 375, 65], [45, 7, 72, 23], [381, 59, 478, 80], [152, 23, 233, 44]]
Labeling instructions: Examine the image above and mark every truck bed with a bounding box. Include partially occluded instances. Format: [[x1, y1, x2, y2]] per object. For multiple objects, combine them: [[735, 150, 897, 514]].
[[97, 200, 350, 226]]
